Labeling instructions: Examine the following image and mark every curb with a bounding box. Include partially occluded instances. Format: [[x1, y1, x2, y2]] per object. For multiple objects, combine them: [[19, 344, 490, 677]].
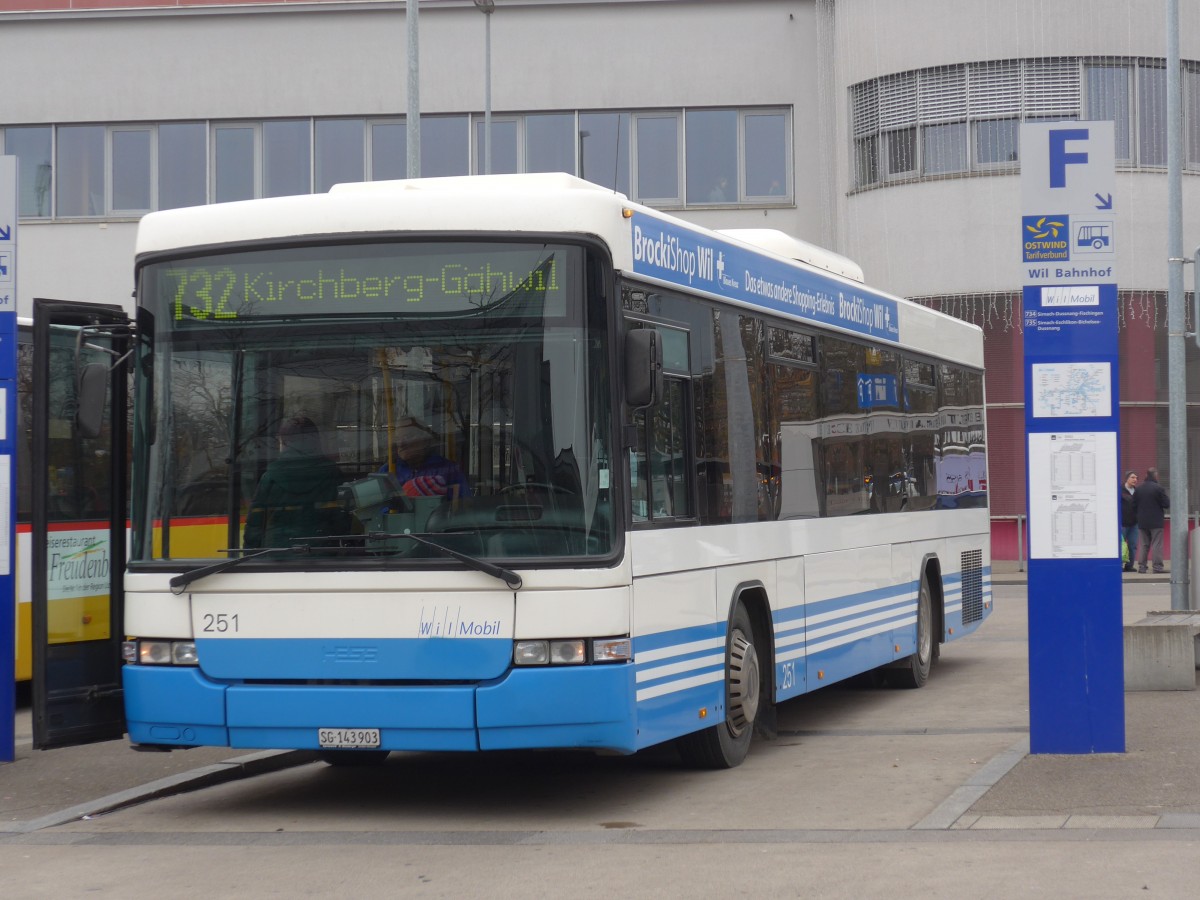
[[0, 749, 316, 835]]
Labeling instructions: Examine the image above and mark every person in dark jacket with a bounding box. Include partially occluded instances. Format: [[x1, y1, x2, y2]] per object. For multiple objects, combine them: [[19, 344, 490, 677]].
[[1133, 467, 1170, 574], [1120, 470, 1139, 572], [243, 416, 345, 549]]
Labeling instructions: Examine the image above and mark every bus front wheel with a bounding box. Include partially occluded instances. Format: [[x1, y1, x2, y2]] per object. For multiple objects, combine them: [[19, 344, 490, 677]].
[[676, 603, 761, 769]]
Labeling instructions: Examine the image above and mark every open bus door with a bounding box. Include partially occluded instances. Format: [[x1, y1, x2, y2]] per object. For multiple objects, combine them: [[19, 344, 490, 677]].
[[31, 299, 131, 749]]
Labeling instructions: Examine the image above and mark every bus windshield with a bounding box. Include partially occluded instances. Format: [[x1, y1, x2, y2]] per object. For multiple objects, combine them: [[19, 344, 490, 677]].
[[131, 240, 615, 567]]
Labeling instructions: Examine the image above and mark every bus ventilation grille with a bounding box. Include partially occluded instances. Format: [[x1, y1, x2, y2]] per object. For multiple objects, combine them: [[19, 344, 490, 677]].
[[961, 549, 984, 624]]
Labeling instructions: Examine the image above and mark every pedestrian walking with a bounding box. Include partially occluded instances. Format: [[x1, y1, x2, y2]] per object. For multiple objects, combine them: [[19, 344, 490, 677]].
[[1133, 467, 1170, 574], [1120, 470, 1138, 572]]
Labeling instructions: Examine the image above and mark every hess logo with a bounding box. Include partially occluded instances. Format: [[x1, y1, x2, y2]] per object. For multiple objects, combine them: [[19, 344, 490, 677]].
[[324, 645, 379, 664]]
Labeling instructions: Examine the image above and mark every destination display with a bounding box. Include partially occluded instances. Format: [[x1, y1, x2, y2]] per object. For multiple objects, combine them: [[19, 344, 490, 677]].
[[148, 243, 572, 323]]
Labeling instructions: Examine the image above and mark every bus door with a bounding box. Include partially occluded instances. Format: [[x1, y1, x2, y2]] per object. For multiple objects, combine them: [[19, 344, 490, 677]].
[[31, 299, 131, 749]]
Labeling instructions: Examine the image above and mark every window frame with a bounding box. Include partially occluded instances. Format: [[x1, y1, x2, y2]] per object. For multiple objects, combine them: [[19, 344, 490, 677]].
[[632, 111, 684, 206], [109, 125, 155, 216], [367, 117, 408, 182], [210, 121, 261, 205], [623, 316, 696, 527]]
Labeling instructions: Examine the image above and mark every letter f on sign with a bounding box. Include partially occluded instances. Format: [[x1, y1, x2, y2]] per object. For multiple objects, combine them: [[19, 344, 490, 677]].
[[1048, 128, 1089, 188]]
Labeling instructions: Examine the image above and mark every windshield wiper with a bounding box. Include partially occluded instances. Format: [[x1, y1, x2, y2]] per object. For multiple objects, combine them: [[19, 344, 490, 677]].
[[169, 544, 321, 594], [365, 531, 523, 590], [168, 532, 523, 594]]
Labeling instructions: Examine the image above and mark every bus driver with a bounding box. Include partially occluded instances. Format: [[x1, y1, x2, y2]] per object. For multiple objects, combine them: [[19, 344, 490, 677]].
[[386, 417, 471, 500]]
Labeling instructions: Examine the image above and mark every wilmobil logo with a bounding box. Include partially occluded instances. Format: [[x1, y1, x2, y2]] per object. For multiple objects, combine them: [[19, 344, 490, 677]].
[[1023, 215, 1070, 262]]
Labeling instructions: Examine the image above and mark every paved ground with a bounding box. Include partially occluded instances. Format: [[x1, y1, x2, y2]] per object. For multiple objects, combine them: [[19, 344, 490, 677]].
[[2, 561, 1198, 840]]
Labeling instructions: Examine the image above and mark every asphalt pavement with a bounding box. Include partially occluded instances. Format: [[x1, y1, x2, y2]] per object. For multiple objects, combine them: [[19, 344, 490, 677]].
[[2, 560, 1198, 836]]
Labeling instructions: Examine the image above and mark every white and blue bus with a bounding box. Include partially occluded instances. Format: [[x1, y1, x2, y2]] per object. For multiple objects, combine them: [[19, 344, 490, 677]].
[[87, 174, 989, 767]]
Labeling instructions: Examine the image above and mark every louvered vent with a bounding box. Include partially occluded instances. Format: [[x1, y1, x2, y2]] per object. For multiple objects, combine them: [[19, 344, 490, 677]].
[[1024, 58, 1081, 116], [968, 60, 1021, 117], [878, 73, 917, 129], [918, 66, 967, 122], [961, 549, 984, 624], [851, 81, 879, 137]]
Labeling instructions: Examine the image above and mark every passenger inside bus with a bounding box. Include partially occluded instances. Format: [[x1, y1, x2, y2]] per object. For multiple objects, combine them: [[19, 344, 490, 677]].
[[242, 416, 346, 548]]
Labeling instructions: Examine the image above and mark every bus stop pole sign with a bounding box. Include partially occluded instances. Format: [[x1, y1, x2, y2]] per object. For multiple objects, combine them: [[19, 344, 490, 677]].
[[0, 156, 17, 764], [1020, 122, 1124, 753]]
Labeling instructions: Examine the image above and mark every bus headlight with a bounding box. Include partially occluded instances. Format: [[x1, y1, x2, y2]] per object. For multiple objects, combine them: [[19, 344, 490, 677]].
[[512, 637, 630, 666], [138, 640, 173, 665], [549, 640, 586, 665], [172, 642, 199, 666], [514, 640, 550, 665], [126, 639, 200, 666]]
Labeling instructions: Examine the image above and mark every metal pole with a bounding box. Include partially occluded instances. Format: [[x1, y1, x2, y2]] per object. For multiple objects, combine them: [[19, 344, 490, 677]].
[[484, 7, 492, 174], [474, 0, 495, 175], [1166, 0, 1189, 609], [406, 0, 421, 179]]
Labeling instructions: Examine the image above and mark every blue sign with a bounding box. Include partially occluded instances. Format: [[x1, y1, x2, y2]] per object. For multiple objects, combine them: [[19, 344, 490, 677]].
[[1020, 122, 1123, 755], [0, 156, 15, 764], [857, 373, 897, 409], [1022, 214, 1070, 262], [629, 212, 900, 343]]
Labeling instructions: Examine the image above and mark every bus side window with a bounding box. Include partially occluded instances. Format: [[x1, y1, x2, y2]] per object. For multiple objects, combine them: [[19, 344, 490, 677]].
[[648, 377, 690, 520], [630, 377, 691, 525], [630, 408, 650, 522]]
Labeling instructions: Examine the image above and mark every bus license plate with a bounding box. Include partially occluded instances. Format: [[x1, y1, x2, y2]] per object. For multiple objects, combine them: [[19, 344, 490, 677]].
[[317, 728, 381, 749]]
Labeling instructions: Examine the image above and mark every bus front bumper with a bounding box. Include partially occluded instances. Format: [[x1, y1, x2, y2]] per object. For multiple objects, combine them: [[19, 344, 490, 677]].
[[123, 663, 639, 754]]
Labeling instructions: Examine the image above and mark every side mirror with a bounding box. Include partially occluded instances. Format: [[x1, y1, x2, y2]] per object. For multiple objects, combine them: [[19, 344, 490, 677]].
[[625, 328, 664, 409], [76, 362, 109, 440]]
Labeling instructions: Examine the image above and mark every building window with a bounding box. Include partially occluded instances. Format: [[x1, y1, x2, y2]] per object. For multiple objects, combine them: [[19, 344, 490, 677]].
[[263, 120, 311, 199], [6, 106, 790, 220], [1137, 64, 1167, 167], [369, 119, 407, 181], [524, 113, 575, 174], [922, 122, 968, 175], [6, 126, 52, 217], [883, 128, 917, 178], [213, 125, 256, 204], [744, 110, 790, 199], [851, 55, 1200, 189], [420, 115, 470, 178], [111, 128, 152, 214], [685, 108, 738, 205], [159, 123, 206, 211], [578, 111, 630, 195], [56, 125, 104, 217], [315, 118, 365, 192], [473, 116, 520, 175], [1188, 66, 1200, 169], [974, 118, 1019, 166], [634, 113, 681, 204]]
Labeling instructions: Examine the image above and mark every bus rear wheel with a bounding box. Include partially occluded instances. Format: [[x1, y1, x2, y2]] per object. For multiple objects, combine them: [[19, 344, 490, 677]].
[[892, 572, 934, 689], [676, 603, 761, 769]]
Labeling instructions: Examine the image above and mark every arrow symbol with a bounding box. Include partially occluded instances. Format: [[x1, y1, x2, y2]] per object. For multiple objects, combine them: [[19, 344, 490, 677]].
[[1094, 193, 1113, 210]]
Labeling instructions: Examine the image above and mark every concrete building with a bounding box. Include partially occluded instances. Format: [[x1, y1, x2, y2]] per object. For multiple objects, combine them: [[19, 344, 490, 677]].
[[2, 0, 1199, 557]]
